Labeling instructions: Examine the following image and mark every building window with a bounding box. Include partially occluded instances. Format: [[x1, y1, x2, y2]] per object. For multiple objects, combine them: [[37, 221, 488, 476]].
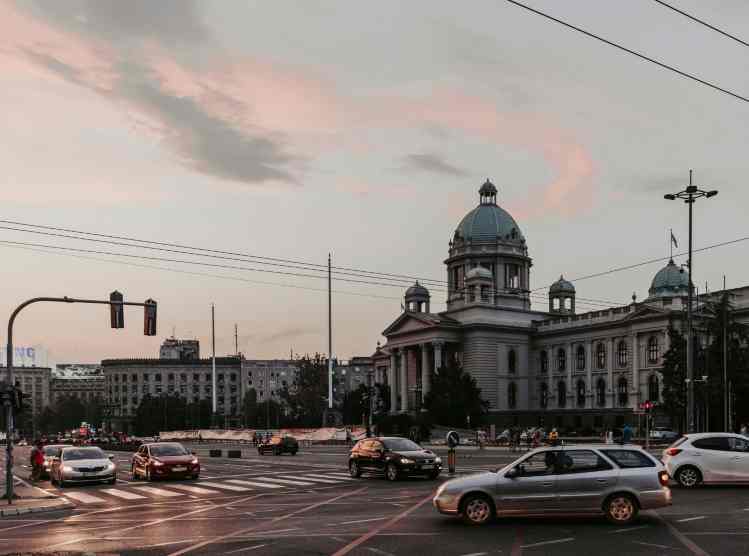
[[540, 350, 548, 373], [617, 377, 628, 406], [596, 378, 606, 407], [121, 374, 127, 382], [617, 341, 628, 367], [508, 382, 517, 409], [505, 264, 520, 289], [576, 345, 585, 371], [576, 380, 586, 408], [648, 374, 659, 402], [648, 336, 659, 364], [508, 349, 516, 374], [155, 374, 162, 382], [557, 381, 567, 408], [143, 373, 150, 381], [540, 383, 548, 409], [557, 348, 566, 372], [168, 373, 175, 381], [230, 373, 237, 382], [180, 373, 187, 382], [193, 373, 200, 381], [596, 343, 606, 369]]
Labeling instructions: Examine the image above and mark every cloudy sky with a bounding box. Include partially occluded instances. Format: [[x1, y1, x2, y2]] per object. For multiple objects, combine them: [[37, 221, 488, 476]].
[[1, 0, 747, 364]]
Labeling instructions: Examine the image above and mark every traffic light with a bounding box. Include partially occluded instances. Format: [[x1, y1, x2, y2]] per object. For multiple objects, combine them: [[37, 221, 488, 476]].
[[0, 386, 13, 406], [12, 387, 30, 414], [144, 299, 157, 336], [110, 291, 124, 329]]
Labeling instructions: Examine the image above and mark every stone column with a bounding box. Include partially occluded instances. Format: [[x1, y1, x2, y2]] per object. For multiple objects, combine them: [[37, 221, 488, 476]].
[[607, 338, 615, 408], [566, 343, 573, 407], [433, 341, 443, 374], [632, 334, 640, 408], [585, 340, 593, 408], [546, 345, 553, 408], [389, 351, 398, 414], [421, 343, 430, 408], [400, 347, 409, 413]]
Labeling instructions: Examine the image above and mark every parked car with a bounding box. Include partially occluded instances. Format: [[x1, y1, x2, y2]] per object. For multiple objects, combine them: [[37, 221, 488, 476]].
[[433, 444, 671, 525], [131, 442, 200, 481], [349, 436, 442, 481], [51, 446, 116, 487], [41, 444, 72, 479], [662, 432, 749, 488], [258, 436, 299, 456], [650, 428, 680, 442]]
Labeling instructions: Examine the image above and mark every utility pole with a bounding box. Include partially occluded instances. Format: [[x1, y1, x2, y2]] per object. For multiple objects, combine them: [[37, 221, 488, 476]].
[[328, 253, 333, 410], [234, 323, 239, 356], [723, 275, 729, 431], [211, 304, 217, 426]]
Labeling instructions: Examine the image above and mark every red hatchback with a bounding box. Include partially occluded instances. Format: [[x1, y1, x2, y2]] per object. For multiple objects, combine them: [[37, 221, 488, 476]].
[[132, 442, 200, 481]]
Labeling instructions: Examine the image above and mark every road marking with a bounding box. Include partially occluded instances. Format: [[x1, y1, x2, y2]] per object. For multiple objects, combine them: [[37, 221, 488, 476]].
[[227, 479, 284, 489], [459, 553, 489, 556], [365, 548, 396, 556], [254, 477, 316, 486], [133, 486, 184, 497], [306, 473, 353, 481], [611, 525, 649, 534], [520, 537, 575, 549], [169, 484, 220, 495], [678, 516, 707, 523], [288, 475, 341, 484], [634, 541, 673, 549], [326, 472, 354, 478], [333, 517, 387, 526], [168, 487, 367, 556], [224, 543, 268, 555], [331, 492, 434, 556], [197, 481, 250, 491], [654, 513, 711, 556], [62, 492, 107, 504], [101, 488, 146, 500]]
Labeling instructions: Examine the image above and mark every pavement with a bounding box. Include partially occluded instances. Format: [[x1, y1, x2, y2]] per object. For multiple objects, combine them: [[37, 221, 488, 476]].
[[0, 443, 744, 555]]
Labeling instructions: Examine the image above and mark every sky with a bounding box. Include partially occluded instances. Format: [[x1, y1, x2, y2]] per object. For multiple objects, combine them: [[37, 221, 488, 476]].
[[1, 0, 748, 365]]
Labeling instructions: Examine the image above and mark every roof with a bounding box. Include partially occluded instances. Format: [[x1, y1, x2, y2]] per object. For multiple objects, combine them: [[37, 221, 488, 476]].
[[550, 275, 575, 294], [405, 281, 430, 298], [455, 203, 524, 243], [648, 259, 689, 298]]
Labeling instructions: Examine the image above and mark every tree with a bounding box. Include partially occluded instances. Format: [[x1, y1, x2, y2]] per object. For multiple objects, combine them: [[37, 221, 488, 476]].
[[185, 399, 212, 429], [35, 406, 58, 435], [342, 384, 368, 426], [241, 388, 259, 426], [279, 354, 332, 427], [660, 324, 687, 431], [423, 358, 488, 427], [132, 394, 187, 436]]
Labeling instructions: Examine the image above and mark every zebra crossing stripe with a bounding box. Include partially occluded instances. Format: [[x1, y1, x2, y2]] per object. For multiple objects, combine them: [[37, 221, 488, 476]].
[[63, 491, 107, 504], [197, 481, 250, 491], [324, 473, 355, 478], [133, 486, 184, 497], [227, 479, 283, 489], [254, 477, 316, 486], [101, 488, 147, 500], [168, 484, 220, 495], [306, 473, 354, 481], [284, 475, 340, 484]]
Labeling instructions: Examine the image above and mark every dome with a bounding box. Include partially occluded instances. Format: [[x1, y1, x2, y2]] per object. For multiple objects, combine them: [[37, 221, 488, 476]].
[[466, 266, 493, 281], [649, 259, 689, 298], [550, 275, 575, 294], [454, 179, 524, 243], [405, 281, 430, 298]]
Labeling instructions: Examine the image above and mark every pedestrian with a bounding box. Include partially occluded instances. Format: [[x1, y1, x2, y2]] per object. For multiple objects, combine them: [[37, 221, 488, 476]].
[[740, 423, 747, 437], [549, 428, 559, 447], [525, 429, 532, 451], [605, 429, 614, 444], [532, 429, 540, 449], [346, 428, 352, 447], [622, 423, 633, 444], [31, 440, 44, 481]]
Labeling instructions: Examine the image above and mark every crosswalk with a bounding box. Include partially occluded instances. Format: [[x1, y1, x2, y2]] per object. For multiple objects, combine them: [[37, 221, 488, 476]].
[[57, 471, 356, 506]]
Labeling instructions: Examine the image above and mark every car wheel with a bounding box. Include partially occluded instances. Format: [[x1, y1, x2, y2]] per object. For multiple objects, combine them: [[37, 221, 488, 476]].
[[386, 462, 400, 482], [108, 477, 117, 485], [191, 474, 199, 480], [461, 494, 494, 526], [676, 466, 702, 488], [349, 460, 362, 478], [131, 465, 139, 480], [604, 493, 639, 525]]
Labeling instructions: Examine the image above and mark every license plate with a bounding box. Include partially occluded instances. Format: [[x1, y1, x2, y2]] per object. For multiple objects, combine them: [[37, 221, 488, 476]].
[[83, 472, 98, 477], [420, 464, 433, 469], [172, 466, 186, 471]]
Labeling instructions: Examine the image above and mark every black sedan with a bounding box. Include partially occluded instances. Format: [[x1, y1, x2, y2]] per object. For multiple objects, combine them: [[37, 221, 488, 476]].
[[349, 436, 442, 481], [258, 436, 298, 456]]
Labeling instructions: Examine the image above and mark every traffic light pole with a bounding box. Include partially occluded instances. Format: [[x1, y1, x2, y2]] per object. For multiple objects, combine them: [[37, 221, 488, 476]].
[[4, 295, 156, 504]]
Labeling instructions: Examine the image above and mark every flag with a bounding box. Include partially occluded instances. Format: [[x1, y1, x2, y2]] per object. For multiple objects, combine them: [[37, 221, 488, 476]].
[[670, 230, 678, 248]]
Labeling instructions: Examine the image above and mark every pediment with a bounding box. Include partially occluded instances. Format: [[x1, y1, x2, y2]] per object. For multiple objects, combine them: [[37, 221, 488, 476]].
[[382, 311, 457, 337], [622, 304, 669, 321]]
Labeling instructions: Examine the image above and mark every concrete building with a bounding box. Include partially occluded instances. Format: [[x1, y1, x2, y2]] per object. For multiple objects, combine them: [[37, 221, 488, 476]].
[[242, 360, 298, 403], [159, 338, 200, 360], [374, 180, 749, 430], [50, 364, 105, 404], [0, 366, 51, 424], [333, 357, 374, 399]]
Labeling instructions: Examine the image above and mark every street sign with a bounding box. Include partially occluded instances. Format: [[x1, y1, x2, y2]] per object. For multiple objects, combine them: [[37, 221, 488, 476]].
[[446, 430, 460, 448]]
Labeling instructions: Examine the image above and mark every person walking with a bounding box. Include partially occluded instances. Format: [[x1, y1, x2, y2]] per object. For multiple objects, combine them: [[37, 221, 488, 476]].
[[549, 428, 559, 447], [31, 441, 45, 481], [740, 423, 747, 437], [622, 423, 633, 444]]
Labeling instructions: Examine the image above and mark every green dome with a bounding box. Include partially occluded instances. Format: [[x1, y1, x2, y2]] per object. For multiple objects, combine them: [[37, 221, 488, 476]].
[[649, 259, 689, 298], [550, 275, 575, 294], [455, 203, 524, 243]]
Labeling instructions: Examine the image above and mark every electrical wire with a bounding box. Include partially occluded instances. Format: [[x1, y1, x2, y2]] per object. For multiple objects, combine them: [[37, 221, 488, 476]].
[[652, 0, 749, 48], [505, 0, 749, 103]]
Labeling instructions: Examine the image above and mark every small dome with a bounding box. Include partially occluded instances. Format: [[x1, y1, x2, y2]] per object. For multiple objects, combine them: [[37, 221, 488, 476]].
[[466, 266, 493, 281], [478, 179, 497, 197], [405, 281, 430, 298], [550, 275, 575, 294], [649, 259, 689, 298]]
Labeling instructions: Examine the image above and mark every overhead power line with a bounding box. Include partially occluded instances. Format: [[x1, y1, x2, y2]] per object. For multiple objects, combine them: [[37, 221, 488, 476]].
[[505, 0, 749, 103], [653, 0, 749, 48]]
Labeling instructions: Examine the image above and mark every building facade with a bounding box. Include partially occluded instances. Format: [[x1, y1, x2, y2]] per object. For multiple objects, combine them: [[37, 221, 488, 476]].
[[0, 366, 51, 426], [242, 359, 298, 403], [159, 338, 200, 360], [51, 364, 105, 404], [374, 180, 749, 430], [333, 357, 374, 399]]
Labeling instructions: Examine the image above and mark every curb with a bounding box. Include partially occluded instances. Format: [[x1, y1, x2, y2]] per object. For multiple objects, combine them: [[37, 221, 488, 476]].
[[0, 499, 75, 517]]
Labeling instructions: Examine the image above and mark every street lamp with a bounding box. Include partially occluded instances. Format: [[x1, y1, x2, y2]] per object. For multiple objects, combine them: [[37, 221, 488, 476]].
[[664, 170, 718, 433]]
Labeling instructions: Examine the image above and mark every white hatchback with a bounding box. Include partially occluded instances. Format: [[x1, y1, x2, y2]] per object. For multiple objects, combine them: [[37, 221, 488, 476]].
[[662, 433, 749, 487]]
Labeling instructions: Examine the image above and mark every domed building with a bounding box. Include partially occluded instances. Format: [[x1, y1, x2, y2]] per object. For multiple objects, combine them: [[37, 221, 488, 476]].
[[371, 179, 749, 432]]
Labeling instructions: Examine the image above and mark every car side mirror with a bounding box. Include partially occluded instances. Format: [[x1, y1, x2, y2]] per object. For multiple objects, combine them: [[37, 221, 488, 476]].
[[506, 466, 521, 479], [108, 454, 115, 460]]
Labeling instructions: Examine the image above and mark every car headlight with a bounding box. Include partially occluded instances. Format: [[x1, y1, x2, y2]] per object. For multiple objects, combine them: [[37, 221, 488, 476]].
[[400, 457, 415, 464], [190, 458, 199, 465], [434, 457, 442, 464], [62, 465, 73, 473], [106, 462, 115, 470], [152, 460, 164, 467]]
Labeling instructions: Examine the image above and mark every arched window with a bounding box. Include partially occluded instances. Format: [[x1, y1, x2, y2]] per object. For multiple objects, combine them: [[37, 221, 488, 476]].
[[540, 350, 548, 373], [540, 382, 548, 408], [576, 345, 586, 371], [596, 378, 606, 407], [508, 349, 517, 374], [648, 336, 659, 364], [648, 374, 659, 402], [576, 379, 586, 408], [508, 382, 517, 409], [557, 380, 567, 408], [617, 341, 629, 367], [617, 377, 628, 406], [596, 343, 606, 369], [557, 348, 566, 372]]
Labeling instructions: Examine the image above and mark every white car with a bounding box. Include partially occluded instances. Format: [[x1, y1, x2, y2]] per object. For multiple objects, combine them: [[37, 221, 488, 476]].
[[662, 432, 749, 488], [650, 428, 680, 442], [51, 446, 117, 487]]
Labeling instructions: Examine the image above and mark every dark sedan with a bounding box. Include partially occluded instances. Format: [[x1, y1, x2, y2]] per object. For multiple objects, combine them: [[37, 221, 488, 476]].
[[131, 442, 200, 481], [349, 437, 442, 481], [258, 436, 298, 456]]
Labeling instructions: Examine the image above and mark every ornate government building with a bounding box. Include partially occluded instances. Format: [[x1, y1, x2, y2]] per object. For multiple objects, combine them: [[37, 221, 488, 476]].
[[372, 179, 748, 430]]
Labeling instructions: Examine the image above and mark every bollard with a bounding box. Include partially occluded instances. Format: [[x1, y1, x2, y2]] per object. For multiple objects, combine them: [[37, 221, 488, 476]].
[[448, 448, 456, 475], [446, 430, 460, 475]]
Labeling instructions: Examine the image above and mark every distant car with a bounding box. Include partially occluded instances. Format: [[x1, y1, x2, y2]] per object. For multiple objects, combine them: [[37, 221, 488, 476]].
[[41, 444, 72, 479], [17, 439, 28, 446], [258, 436, 298, 456], [51, 446, 116, 487], [662, 433, 749, 488], [434, 444, 671, 525], [650, 428, 680, 442], [131, 442, 200, 481], [348, 436, 442, 481]]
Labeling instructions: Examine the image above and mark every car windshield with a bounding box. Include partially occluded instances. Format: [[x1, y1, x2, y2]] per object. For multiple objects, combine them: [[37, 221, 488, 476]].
[[150, 444, 188, 456], [43, 446, 67, 457], [62, 448, 105, 461], [383, 438, 422, 451]]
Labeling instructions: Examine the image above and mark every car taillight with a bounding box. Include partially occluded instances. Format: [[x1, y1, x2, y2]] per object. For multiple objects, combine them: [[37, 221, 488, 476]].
[[665, 448, 682, 457], [659, 471, 670, 486]]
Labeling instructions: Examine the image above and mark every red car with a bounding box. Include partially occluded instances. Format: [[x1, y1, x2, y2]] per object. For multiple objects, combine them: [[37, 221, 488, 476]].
[[131, 442, 200, 481]]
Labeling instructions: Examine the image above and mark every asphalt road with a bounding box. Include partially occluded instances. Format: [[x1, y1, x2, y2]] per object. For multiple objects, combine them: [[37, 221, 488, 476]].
[[0, 444, 746, 555]]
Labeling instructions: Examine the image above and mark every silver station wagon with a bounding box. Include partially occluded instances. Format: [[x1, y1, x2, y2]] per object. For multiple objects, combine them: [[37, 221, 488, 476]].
[[434, 444, 671, 525]]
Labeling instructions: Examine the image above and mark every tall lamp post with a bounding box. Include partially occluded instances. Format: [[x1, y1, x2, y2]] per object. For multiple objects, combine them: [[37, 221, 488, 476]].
[[664, 170, 718, 433]]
